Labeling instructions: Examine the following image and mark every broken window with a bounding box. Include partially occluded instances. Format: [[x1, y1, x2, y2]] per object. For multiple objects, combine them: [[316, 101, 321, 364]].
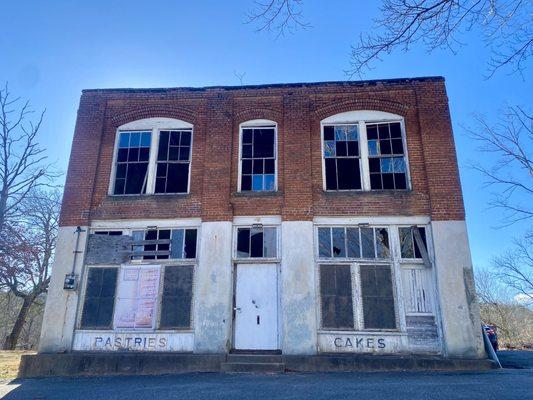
[[399, 227, 427, 259], [114, 131, 151, 195], [360, 264, 397, 329], [323, 124, 362, 190], [320, 265, 354, 329], [81, 267, 118, 329], [367, 122, 407, 190], [155, 130, 192, 194], [317, 227, 389, 259], [236, 226, 277, 258], [240, 126, 276, 191], [160, 265, 194, 329], [131, 229, 197, 261]]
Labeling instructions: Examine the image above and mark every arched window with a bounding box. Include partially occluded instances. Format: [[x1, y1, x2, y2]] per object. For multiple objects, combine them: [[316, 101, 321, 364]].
[[110, 117, 193, 195], [238, 119, 278, 192], [321, 111, 410, 191]]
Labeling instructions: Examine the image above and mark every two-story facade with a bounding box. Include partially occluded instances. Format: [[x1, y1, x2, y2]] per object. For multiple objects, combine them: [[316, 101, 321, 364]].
[[38, 77, 485, 359]]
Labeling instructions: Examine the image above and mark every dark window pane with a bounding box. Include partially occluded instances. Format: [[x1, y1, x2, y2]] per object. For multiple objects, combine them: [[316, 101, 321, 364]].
[[347, 228, 360, 258], [320, 265, 353, 329], [391, 139, 404, 155], [414, 227, 427, 259], [394, 173, 407, 189], [325, 159, 337, 190], [237, 229, 250, 257], [241, 175, 252, 191], [168, 147, 180, 161], [127, 147, 139, 162], [160, 265, 194, 329], [378, 124, 390, 138], [169, 131, 180, 146], [179, 146, 190, 161], [360, 265, 396, 329], [264, 159, 275, 174], [159, 230, 171, 240], [369, 158, 380, 173], [117, 148, 128, 162], [390, 123, 402, 138], [155, 178, 166, 193], [181, 131, 191, 146], [253, 159, 264, 174], [145, 230, 157, 240], [125, 163, 148, 194], [114, 178, 125, 195], [337, 158, 361, 190], [318, 228, 332, 258], [382, 173, 394, 189], [347, 141, 359, 156], [335, 141, 347, 156], [139, 147, 150, 162], [332, 228, 346, 257], [158, 131, 169, 160], [367, 125, 378, 140], [184, 229, 197, 258], [242, 144, 252, 158], [253, 129, 274, 158], [250, 228, 263, 257], [324, 126, 334, 141], [165, 163, 189, 193], [242, 129, 253, 144], [361, 228, 375, 258], [370, 173, 382, 189], [380, 140, 392, 155], [242, 160, 252, 174]]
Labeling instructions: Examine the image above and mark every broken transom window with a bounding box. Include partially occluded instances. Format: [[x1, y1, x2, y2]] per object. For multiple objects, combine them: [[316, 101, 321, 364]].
[[323, 124, 361, 190], [318, 227, 390, 259], [236, 226, 277, 258], [131, 229, 197, 261], [155, 130, 192, 194], [240, 126, 276, 192], [367, 122, 407, 190], [114, 131, 152, 195], [399, 227, 427, 259]]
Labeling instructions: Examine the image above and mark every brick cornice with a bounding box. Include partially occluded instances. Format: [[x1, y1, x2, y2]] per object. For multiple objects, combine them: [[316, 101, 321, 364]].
[[312, 97, 410, 121], [109, 104, 200, 127]]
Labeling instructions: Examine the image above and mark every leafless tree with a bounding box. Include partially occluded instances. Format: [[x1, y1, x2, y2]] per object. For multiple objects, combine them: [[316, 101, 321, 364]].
[[465, 105, 532, 226], [247, 0, 309, 37], [1, 189, 61, 350], [248, 1, 532, 78]]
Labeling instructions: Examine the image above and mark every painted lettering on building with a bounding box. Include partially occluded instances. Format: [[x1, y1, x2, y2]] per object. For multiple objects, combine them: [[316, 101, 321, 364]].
[[93, 336, 168, 351], [333, 337, 386, 349]]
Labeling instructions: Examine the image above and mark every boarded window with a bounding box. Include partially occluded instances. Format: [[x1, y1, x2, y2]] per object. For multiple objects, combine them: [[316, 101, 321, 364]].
[[81, 267, 118, 329], [320, 265, 354, 329], [114, 131, 151, 195], [240, 126, 276, 191], [367, 122, 407, 190], [131, 229, 197, 261], [323, 124, 361, 190], [236, 227, 277, 258], [317, 227, 389, 259], [360, 265, 396, 329], [155, 130, 192, 194], [160, 265, 194, 329], [399, 227, 427, 259]]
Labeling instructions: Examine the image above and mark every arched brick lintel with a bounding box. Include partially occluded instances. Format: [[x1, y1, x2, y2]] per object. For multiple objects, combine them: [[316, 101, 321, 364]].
[[110, 106, 200, 128], [313, 98, 410, 122], [234, 108, 283, 126]]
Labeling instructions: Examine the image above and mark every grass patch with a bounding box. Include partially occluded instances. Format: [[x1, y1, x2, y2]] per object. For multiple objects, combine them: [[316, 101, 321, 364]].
[[0, 351, 35, 380]]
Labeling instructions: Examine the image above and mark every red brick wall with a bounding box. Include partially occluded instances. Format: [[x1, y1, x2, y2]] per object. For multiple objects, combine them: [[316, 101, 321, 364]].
[[59, 78, 465, 226]]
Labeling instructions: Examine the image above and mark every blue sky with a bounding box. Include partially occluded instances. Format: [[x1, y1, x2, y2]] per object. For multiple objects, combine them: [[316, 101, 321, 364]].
[[1, 1, 531, 268]]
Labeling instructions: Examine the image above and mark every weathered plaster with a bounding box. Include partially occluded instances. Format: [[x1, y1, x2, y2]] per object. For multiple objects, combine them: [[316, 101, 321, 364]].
[[193, 221, 233, 353], [280, 221, 318, 355], [39, 226, 88, 353], [431, 220, 484, 358]]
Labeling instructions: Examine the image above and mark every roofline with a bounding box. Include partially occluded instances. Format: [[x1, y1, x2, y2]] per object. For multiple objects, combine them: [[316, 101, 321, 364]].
[[82, 76, 445, 94]]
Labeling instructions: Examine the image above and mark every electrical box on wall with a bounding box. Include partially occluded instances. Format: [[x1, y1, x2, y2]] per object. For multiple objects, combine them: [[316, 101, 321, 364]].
[[63, 274, 77, 290]]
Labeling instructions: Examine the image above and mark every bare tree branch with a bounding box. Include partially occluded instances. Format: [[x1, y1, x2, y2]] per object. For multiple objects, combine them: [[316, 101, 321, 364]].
[[247, 0, 310, 37]]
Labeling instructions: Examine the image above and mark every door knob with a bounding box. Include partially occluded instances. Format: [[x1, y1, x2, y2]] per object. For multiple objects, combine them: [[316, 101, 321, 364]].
[[233, 307, 241, 312]]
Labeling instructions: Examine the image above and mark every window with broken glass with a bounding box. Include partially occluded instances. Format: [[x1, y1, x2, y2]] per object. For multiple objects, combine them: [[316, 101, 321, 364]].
[[131, 228, 197, 261], [240, 126, 276, 192], [399, 227, 428, 259], [236, 226, 277, 258], [317, 226, 390, 259], [113, 131, 152, 195], [155, 130, 192, 194], [367, 122, 407, 190], [322, 124, 361, 190]]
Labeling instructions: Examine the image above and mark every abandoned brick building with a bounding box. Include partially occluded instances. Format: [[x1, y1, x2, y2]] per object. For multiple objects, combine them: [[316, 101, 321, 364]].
[[38, 77, 485, 364]]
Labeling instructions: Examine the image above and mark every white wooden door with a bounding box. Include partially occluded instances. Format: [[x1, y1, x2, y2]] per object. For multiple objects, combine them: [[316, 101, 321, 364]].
[[234, 263, 279, 350]]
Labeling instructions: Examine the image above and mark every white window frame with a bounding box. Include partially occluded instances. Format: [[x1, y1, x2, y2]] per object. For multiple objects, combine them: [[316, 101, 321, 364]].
[[109, 117, 194, 196], [320, 110, 412, 192], [237, 119, 278, 193]]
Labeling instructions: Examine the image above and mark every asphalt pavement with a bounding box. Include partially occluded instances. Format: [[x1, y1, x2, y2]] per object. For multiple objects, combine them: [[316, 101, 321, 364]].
[[1, 351, 531, 400]]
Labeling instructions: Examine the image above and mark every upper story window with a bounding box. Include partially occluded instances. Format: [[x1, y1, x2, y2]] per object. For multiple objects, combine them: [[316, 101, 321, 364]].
[[239, 120, 277, 192], [321, 111, 410, 192], [110, 118, 193, 196]]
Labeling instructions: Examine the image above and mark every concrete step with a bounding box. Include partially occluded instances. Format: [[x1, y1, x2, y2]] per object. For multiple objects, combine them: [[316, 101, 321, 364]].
[[227, 354, 283, 364], [220, 362, 285, 373]]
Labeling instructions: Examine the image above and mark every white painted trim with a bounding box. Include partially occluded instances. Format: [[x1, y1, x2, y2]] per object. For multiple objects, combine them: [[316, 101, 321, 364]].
[[237, 120, 278, 193], [321, 110, 403, 124], [313, 216, 431, 225], [232, 216, 282, 225], [108, 117, 194, 196], [90, 218, 202, 229]]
